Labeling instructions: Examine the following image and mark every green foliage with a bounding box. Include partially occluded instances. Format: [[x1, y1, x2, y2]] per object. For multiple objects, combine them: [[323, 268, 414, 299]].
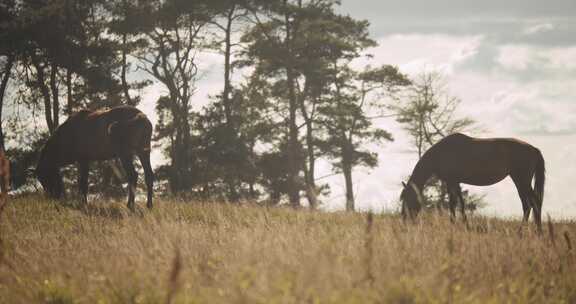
[[316, 63, 409, 209], [138, 0, 236, 193], [1, 0, 482, 212], [238, 0, 409, 207], [318, 64, 410, 170], [393, 71, 481, 211], [393, 71, 475, 157]]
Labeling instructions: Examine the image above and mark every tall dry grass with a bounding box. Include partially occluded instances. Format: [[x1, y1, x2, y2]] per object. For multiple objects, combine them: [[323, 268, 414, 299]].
[[0, 195, 575, 303]]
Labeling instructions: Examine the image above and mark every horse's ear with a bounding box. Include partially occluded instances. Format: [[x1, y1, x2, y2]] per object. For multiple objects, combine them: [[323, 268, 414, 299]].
[[409, 182, 424, 206], [402, 181, 407, 188]]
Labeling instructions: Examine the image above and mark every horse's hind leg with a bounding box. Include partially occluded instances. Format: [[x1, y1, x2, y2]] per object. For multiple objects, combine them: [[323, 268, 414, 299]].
[[455, 184, 468, 225], [77, 161, 89, 204], [521, 195, 531, 222], [138, 151, 154, 209], [529, 190, 543, 233], [120, 155, 137, 211], [512, 173, 542, 233], [446, 182, 458, 222], [511, 174, 532, 222]]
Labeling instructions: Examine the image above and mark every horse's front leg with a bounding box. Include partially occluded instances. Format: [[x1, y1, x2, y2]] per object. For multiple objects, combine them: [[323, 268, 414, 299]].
[[138, 151, 154, 209], [511, 174, 532, 223], [455, 184, 468, 224], [120, 155, 137, 211], [78, 161, 89, 204], [446, 183, 457, 222]]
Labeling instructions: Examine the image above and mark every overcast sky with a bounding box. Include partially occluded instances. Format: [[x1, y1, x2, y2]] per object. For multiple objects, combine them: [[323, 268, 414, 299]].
[[142, 0, 576, 219]]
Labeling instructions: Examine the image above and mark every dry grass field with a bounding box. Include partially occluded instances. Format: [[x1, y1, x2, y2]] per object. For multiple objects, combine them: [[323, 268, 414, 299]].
[[0, 195, 575, 303]]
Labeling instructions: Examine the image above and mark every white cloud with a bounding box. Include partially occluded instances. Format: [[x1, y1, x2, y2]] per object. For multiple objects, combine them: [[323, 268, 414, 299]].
[[523, 22, 555, 35], [135, 29, 576, 219], [335, 2, 576, 218], [497, 44, 576, 71], [496, 45, 532, 70], [546, 47, 576, 69], [356, 34, 483, 75], [346, 33, 576, 218]]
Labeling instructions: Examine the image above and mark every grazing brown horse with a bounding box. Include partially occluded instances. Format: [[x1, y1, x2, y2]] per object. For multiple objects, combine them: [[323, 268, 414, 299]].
[[36, 106, 154, 210], [400, 133, 545, 231]]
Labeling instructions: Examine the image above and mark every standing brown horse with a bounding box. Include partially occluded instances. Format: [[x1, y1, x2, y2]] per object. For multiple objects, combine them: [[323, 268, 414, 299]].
[[400, 133, 545, 231], [36, 106, 154, 210]]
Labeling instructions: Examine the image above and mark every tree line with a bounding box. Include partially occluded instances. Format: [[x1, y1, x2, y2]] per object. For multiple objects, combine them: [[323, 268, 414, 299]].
[[0, 0, 477, 211]]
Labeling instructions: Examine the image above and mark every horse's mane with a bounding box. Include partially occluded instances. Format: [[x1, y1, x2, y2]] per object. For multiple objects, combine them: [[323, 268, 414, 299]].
[[56, 109, 108, 133], [40, 110, 95, 163], [65, 109, 94, 122]]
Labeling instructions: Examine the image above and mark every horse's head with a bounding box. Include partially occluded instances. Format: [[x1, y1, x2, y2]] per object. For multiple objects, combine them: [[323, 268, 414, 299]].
[[36, 164, 63, 199], [400, 181, 423, 219], [36, 143, 63, 199]]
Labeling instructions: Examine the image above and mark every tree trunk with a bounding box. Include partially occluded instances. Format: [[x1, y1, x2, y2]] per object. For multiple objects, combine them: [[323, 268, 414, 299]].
[[0, 55, 14, 148], [343, 161, 355, 212], [304, 119, 319, 209], [50, 62, 60, 128], [121, 32, 133, 105], [341, 140, 355, 211], [180, 104, 192, 191], [284, 0, 300, 208], [66, 69, 74, 114], [32, 56, 55, 133], [222, 5, 240, 203], [222, 5, 235, 128], [170, 99, 193, 193], [298, 76, 320, 209], [286, 69, 300, 207]]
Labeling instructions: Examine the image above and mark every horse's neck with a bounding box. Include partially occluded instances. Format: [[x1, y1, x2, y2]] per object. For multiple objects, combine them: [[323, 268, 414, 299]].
[[408, 158, 433, 190], [40, 139, 64, 169]]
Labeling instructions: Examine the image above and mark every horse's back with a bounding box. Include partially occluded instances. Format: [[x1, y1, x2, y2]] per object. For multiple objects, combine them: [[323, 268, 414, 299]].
[[52, 106, 152, 162], [426, 133, 473, 155], [424, 133, 539, 185], [435, 133, 536, 152], [439, 132, 471, 142], [97, 106, 148, 121]]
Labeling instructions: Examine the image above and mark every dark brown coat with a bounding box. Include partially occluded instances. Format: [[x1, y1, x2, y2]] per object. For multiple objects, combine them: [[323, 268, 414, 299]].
[[401, 133, 545, 231], [36, 106, 154, 210]]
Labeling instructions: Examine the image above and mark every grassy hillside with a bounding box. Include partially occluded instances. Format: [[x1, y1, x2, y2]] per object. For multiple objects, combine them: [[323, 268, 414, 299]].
[[0, 195, 575, 303]]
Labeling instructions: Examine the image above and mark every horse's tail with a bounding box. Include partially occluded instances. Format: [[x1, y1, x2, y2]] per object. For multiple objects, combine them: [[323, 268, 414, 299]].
[[131, 113, 153, 152], [534, 148, 545, 208]]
